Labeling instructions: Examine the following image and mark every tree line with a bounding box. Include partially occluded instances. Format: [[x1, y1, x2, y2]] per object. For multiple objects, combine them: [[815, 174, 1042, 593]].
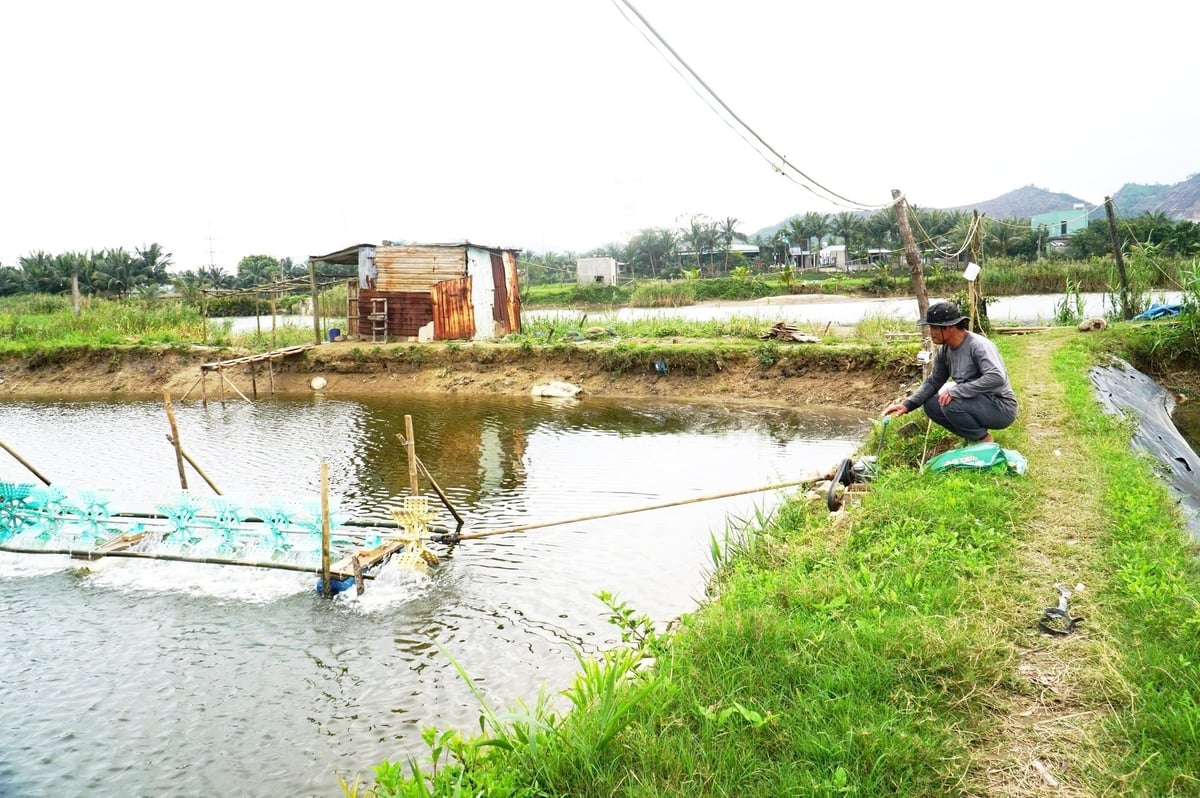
[[520, 209, 1200, 285], [4, 209, 1196, 298], [0, 248, 318, 300]]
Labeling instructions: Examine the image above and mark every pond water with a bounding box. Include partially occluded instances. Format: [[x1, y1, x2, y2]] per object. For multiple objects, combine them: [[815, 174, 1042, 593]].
[[527, 291, 1186, 328], [0, 394, 869, 797]]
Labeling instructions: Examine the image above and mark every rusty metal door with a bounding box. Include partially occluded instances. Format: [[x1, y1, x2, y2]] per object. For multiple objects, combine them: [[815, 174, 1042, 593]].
[[431, 277, 475, 340]]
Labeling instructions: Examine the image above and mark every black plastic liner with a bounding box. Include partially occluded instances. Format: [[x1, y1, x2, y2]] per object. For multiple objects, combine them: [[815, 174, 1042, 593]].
[[1091, 358, 1200, 538]]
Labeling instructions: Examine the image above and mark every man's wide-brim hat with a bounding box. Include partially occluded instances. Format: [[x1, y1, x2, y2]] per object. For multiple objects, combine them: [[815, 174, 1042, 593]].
[[919, 301, 966, 327]]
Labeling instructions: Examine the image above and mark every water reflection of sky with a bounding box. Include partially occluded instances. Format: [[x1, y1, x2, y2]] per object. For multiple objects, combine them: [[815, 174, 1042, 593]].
[[0, 393, 868, 798], [528, 291, 1186, 327]]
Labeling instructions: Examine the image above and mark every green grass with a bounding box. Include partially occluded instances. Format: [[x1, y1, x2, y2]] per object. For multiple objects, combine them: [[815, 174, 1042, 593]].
[[0, 293, 334, 353], [344, 322, 1200, 797]]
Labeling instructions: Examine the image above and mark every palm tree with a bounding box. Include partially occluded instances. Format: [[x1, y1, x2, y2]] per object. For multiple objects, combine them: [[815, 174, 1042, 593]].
[[236, 255, 282, 289], [787, 212, 828, 265], [679, 215, 718, 275], [717, 217, 747, 274], [864, 208, 898, 254], [19, 250, 70, 294], [92, 247, 135, 299], [0, 266, 24, 297], [626, 227, 676, 278], [830, 211, 864, 261], [197, 265, 233, 290], [134, 243, 173, 287]]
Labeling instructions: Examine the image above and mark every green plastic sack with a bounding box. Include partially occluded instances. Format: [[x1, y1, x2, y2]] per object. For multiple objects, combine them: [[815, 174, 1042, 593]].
[[926, 442, 1027, 475]]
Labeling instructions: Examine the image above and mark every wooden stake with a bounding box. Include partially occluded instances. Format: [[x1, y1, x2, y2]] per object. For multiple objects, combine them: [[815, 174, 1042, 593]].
[[219, 371, 253, 404], [309, 260, 322, 345], [353, 554, 364, 596], [396, 433, 463, 525], [320, 461, 332, 597], [164, 392, 188, 490], [178, 374, 204, 402], [1105, 196, 1132, 319], [0, 438, 52, 485], [164, 434, 222, 495], [404, 415, 419, 495]]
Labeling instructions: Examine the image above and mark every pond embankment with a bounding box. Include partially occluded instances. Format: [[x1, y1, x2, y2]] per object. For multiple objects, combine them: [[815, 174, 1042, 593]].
[[0, 339, 918, 412]]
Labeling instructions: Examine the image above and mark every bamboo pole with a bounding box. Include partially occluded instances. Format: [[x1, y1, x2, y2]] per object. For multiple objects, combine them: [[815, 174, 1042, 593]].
[[201, 370, 208, 409], [454, 478, 816, 541], [163, 392, 188, 490], [320, 461, 332, 597], [164, 435, 222, 495], [309, 260, 322, 345], [0, 438, 52, 485], [178, 374, 204, 402], [0, 542, 365, 575], [219, 371, 253, 404], [395, 433, 463, 525], [404, 415, 419, 495]]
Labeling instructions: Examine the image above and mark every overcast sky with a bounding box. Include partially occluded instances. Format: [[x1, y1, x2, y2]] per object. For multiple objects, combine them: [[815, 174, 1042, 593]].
[[2, 0, 1194, 272]]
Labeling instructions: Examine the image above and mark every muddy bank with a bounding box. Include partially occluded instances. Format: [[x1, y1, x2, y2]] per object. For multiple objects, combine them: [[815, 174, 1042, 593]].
[[0, 341, 918, 412]]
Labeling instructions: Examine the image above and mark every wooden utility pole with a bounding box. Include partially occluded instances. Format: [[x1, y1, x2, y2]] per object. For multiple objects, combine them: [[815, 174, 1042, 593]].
[[892, 189, 930, 322], [1105, 196, 1132, 319]]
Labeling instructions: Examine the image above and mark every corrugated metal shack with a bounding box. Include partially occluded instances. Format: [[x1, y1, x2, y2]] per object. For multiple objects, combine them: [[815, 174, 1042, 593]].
[[310, 242, 522, 342]]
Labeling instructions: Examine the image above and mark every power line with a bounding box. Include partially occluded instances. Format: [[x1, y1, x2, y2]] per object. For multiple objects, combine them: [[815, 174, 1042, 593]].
[[609, 0, 893, 213]]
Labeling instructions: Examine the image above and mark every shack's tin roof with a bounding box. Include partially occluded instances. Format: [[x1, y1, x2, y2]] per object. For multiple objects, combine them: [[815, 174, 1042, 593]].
[[309, 241, 521, 265]]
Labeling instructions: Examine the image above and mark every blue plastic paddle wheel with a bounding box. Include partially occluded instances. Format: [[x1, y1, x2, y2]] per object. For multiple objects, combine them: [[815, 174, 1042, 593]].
[[252, 503, 295, 555], [295, 500, 343, 554], [0, 481, 35, 542], [157, 494, 203, 548], [71, 490, 114, 548], [206, 497, 244, 555], [22, 485, 68, 542]]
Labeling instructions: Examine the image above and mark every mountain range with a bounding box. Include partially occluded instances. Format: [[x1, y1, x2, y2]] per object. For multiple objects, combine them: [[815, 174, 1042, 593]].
[[950, 173, 1200, 220], [753, 173, 1200, 240]]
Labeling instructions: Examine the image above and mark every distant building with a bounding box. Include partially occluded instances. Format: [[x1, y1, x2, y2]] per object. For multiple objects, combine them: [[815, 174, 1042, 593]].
[[1031, 205, 1092, 252], [576, 257, 619, 285], [310, 241, 521, 343], [788, 247, 815, 269], [819, 245, 847, 270]]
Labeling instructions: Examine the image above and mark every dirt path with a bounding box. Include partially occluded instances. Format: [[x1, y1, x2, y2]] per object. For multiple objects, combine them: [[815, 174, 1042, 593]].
[[976, 328, 1112, 796]]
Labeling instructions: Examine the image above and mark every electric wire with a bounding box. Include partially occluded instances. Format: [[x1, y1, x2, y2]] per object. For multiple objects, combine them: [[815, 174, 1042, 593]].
[[609, 0, 893, 213]]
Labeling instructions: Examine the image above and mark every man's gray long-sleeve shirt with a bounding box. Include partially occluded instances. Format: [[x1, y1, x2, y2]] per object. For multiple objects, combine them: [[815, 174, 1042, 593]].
[[902, 331, 1018, 414]]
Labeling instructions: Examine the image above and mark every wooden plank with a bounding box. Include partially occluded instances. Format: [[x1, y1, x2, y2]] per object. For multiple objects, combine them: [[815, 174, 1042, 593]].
[[329, 539, 405, 578], [201, 344, 316, 371], [93, 531, 149, 553]]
